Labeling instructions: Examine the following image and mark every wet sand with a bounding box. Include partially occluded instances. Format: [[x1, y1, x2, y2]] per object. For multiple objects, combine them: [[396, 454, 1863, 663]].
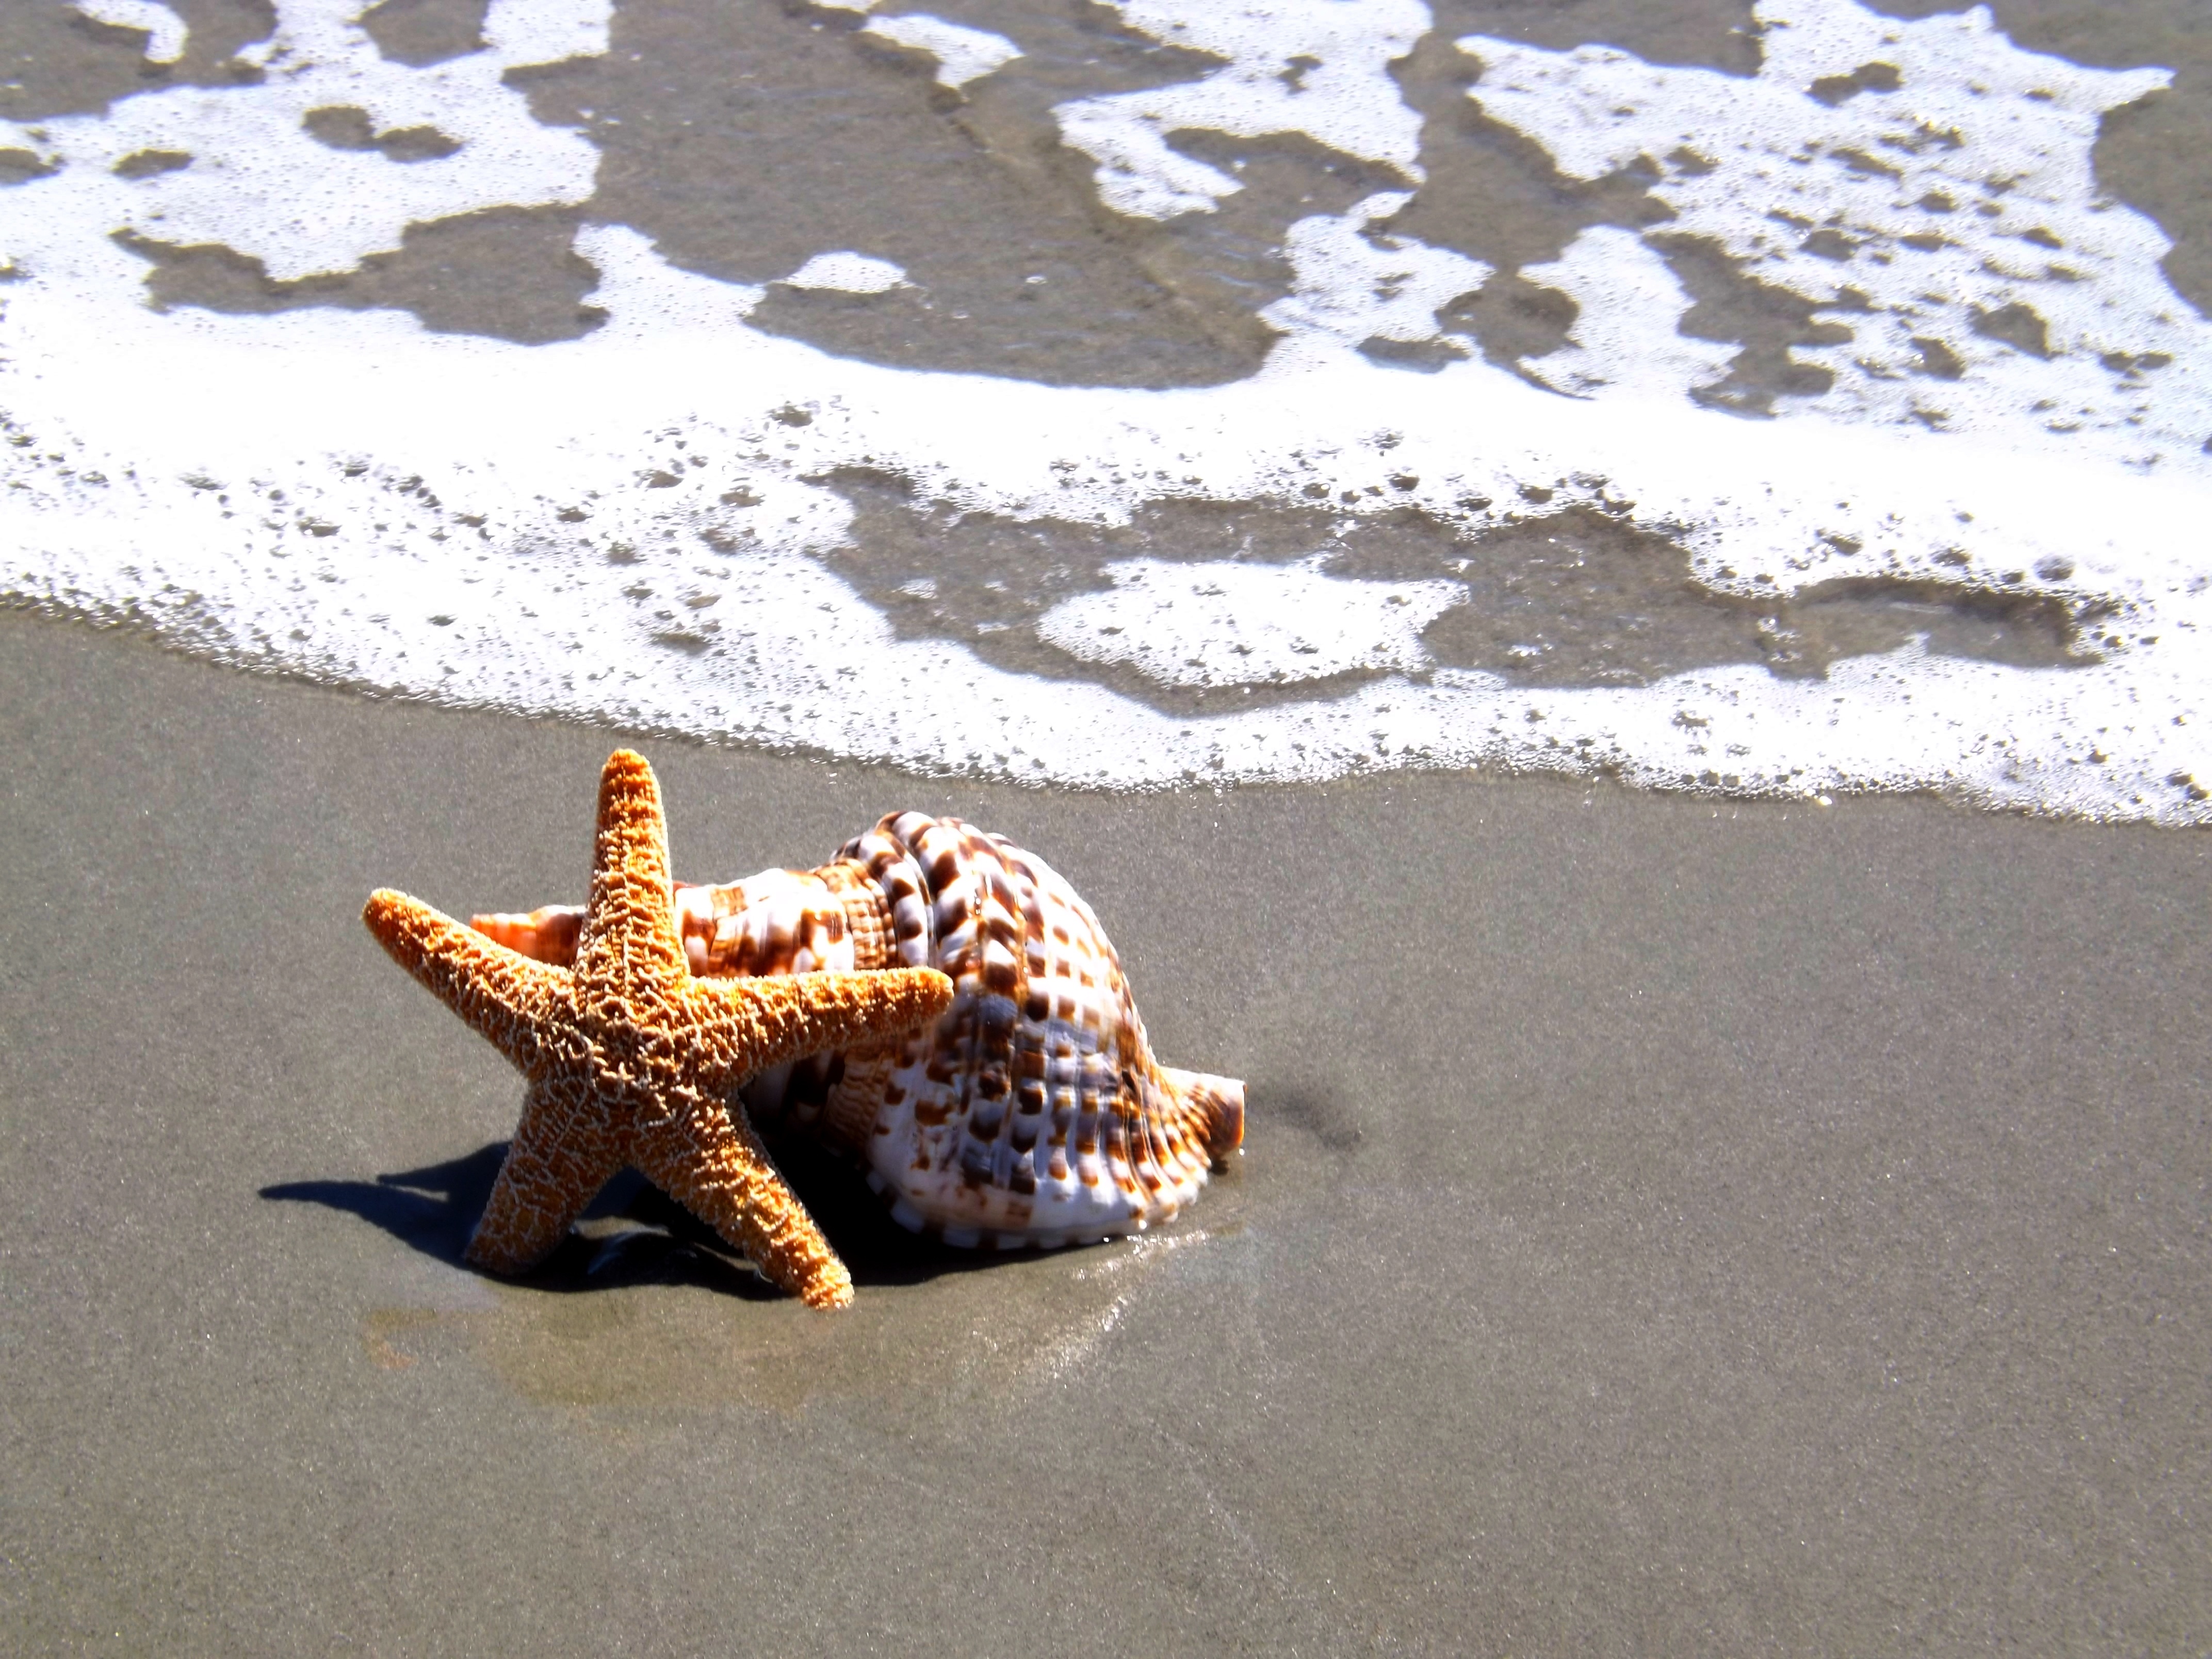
[[1, 606, 2206, 1652]]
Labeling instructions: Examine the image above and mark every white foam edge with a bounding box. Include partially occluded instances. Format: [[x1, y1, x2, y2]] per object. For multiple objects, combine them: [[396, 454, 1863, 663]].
[[860, 14, 1022, 90], [1036, 557, 1466, 688], [71, 1, 189, 64], [3, 229, 2204, 821], [1050, 0, 1429, 220], [1455, 1, 2210, 472], [778, 251, 912, 294]]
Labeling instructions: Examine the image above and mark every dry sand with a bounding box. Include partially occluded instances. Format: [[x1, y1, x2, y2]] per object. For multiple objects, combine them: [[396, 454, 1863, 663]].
[[1, 607, 2206, 1652]]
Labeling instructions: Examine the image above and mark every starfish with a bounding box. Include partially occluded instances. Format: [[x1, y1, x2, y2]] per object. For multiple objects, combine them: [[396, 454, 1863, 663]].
[[361, 750, 953, 1308]]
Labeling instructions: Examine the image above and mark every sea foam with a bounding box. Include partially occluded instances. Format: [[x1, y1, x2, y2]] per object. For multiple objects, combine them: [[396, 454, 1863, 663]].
[[1, 0, 2206, 819]]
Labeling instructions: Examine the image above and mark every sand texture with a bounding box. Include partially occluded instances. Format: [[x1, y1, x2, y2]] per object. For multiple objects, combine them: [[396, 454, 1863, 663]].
[[1, 609, 2207, 1653]]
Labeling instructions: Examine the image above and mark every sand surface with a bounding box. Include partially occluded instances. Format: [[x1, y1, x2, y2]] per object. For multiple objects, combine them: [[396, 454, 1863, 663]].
[[2, 608, 2206, 1652]]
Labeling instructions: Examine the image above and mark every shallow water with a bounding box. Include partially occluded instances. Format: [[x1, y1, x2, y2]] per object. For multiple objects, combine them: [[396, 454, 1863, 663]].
[[3, 0, 2207, 819]]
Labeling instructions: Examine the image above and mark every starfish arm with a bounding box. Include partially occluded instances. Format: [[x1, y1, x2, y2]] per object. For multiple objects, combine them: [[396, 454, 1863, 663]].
[[573, 750, 689, 984], [632, 1092, 853, 1309], [363, 889, 571, 1074], [677, 968, 954, 1097], [465, 1075, 626, 1275]]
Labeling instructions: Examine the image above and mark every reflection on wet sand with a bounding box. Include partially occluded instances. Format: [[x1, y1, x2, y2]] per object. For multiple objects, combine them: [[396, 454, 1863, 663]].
[[277, 1135, 1263, 1416]]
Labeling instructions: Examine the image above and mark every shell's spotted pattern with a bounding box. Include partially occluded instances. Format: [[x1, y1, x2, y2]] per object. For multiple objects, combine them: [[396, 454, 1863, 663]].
[[476, 814, 1243, 1250]]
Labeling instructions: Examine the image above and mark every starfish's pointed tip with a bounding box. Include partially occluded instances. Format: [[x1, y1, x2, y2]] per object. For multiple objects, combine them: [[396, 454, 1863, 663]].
[[595, 749, 668, 837], [361, 887, 413, 935]]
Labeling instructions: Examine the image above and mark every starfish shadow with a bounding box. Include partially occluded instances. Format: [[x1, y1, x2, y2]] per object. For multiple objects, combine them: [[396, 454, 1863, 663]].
[[261, 1139, 1028, 1297]]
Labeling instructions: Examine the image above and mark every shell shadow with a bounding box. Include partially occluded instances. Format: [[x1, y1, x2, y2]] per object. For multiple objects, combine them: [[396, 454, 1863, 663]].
[[1251, 1078, 1362, 1152], [260, 1138, 1030, 1297]]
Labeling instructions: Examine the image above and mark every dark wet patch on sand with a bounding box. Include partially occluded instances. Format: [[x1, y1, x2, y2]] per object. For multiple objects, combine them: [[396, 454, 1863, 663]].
[[0, 0, 274, 123], [812, 473, 2106, 705], [1364, 506, 2101, 683], [118, 206, 606, 344], [503, 0, 1276, 387], [299, 1137, 1254, 1418], [357, 0, 490, 69]]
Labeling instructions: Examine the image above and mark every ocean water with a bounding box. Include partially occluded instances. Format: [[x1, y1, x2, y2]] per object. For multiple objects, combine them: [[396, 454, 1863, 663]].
[[2, 0, 2206, 819]]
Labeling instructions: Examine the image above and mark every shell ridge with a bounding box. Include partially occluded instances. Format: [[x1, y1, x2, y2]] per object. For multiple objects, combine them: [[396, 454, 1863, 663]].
[[702, 811, 1240, 1249]]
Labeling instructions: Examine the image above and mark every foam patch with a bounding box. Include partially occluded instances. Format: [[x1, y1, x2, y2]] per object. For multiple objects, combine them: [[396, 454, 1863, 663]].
[[1, 0, 2206, 821]]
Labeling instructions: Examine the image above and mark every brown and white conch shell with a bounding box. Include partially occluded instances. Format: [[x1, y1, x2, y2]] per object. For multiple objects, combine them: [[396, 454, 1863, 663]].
[[472, 813, 1244, 1250]]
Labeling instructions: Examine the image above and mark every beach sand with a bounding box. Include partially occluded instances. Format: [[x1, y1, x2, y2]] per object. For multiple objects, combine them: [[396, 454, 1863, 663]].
[[2, 606, 2206, 1652], [8, 0, 2212, 1646]]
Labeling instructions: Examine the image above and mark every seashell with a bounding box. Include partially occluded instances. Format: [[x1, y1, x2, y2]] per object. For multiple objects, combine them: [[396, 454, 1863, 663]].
[[473, 812, 1244, 1250]]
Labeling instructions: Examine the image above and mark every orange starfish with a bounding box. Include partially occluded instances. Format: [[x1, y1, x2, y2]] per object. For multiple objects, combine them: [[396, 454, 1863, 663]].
[[361, 750, 953, 1308]]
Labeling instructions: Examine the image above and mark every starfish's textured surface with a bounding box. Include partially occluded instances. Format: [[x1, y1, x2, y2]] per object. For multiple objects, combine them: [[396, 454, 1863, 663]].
[[362, 750, 953, 1307]]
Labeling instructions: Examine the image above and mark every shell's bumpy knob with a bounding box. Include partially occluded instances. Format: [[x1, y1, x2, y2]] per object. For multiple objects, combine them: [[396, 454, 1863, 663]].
[[476, 812, 1245, 1251]]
